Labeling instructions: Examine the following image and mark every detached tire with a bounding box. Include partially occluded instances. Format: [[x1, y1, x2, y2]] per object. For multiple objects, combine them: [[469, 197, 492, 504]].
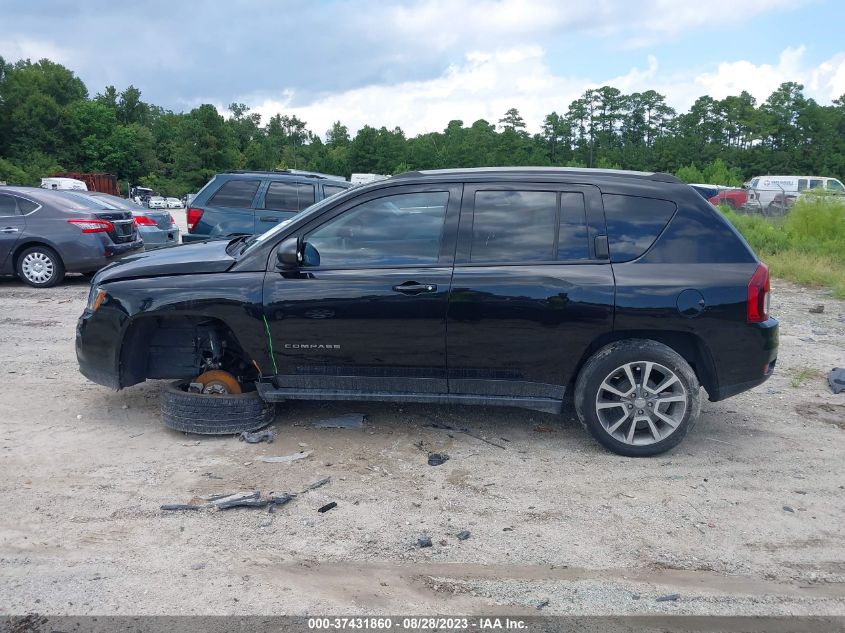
[[160, 381, 275, 435], [574, 340, 701, 457]]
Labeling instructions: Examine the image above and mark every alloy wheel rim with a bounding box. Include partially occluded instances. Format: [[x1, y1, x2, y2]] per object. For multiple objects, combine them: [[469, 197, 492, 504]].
[[595, 361, 687, 445], [21, 252, 54, 284]]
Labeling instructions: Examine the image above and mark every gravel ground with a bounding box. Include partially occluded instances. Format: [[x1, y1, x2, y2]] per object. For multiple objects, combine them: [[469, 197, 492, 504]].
[[0, 274, 842, 616]]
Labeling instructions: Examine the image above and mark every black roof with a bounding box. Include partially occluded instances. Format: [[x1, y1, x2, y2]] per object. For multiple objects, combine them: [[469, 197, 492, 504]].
[[391, 167, 682, 184]]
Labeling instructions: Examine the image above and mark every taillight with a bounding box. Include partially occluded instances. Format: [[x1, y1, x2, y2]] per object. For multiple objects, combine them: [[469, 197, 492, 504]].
[[68, 219, 113, 233], [169, 214, 176, 226], [187, 208, 203, 232], [133, 215, 157, 226], [747, 263, 770, 323]]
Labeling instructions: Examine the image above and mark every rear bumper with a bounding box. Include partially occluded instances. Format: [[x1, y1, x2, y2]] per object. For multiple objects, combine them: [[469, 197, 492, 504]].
[[62, 236, 144, 273], [139, 226, 180, 248], [709, 317, 779, 401]]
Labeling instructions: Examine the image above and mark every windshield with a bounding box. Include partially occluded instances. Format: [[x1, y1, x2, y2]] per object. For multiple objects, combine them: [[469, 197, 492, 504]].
[[240, 194, 343, 255]]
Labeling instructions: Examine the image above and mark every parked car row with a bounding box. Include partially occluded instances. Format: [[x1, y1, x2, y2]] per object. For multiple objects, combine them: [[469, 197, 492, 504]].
[[0, 187, 145, 287], [148, 196, 183, 210]]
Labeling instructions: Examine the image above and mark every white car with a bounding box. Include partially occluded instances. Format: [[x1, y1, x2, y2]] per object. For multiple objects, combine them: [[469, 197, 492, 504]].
[[166, 197, 182, 209], [148, 196, 166, 209]]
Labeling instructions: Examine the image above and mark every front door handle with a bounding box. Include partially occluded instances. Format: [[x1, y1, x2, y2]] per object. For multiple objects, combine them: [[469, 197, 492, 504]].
[[1, 227, 20, 233], [259, 216, 280, 223], [392, 281, 437, 295]]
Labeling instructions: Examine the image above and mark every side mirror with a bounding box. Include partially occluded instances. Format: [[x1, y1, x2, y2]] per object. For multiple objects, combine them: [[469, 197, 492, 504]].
[[276, 237, 300, 269]]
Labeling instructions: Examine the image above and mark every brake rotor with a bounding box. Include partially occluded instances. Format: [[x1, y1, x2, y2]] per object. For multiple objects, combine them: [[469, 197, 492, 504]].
[[194, 370, 242, 395]]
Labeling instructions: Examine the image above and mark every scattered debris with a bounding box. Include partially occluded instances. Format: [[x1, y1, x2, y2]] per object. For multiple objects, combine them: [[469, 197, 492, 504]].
[[314, 413, 364, 429], [190, 562, 206, 571], [783, 505, 795, 513], [829, 368, 845, 394], [533, 425, 556, 433], [536, 599, 550, 610], [160, 504, 202, 511], [417, 536, 433, 548], [439, 539, 448, 546], [217, 497, 270, 510], [318, 501, 337, 513], [809, 304, 825, 314], [258, 451, 311, 463], [428, 452, 450, 466], [456, 530, 471, 541], [425, 421, 507, 450], [300, 477, 331, 493], [239, 429, 275, 444], [656, 593, 680, 602]]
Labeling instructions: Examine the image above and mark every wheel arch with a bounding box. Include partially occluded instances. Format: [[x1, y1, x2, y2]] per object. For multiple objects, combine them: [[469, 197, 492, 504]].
[[12, 239, 65, 271], [572, 330, 718, 398], [118, 313, 259, 388]]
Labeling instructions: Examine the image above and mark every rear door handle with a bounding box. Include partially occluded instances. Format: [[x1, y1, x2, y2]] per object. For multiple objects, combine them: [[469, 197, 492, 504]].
[[260, 216, 280, 223], [0, 227, 19, 233], [392, 281, 437, 295]]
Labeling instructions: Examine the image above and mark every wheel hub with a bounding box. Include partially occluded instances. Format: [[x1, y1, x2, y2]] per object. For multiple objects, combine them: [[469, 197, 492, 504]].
[[595, 360, 688, 446]]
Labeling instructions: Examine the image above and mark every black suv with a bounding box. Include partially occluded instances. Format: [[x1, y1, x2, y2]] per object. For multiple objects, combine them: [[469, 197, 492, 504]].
[[76, 168, 778, 456], [184, 170, 352, 242]]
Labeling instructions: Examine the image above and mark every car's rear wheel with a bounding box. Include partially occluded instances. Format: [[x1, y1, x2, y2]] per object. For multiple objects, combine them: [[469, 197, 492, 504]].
[[574, 340, 701, 457], [160, 380, 275, 435], [16, 246, 65, 288]]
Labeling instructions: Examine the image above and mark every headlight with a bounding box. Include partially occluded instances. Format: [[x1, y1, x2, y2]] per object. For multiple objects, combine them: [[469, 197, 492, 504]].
[[87, 286, 107, 312]]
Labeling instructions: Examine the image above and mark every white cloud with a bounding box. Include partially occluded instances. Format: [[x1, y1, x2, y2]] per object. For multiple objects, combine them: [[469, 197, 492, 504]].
[[376, 0, 804, 50], [245, 44, 845, 137], [0, 36, 74, 65]]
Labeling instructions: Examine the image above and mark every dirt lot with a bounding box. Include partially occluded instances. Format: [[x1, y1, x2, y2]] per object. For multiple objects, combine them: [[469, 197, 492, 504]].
[[0, 274, 843, 616]]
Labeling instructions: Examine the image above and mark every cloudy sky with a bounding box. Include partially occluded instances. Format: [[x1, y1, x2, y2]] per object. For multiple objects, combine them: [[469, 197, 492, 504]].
[[3, 0, 845, 136]]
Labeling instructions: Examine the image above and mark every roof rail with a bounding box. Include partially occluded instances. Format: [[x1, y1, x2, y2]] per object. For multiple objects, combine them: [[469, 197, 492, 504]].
[[391, 167, 683, 184], [223, 169, 348, 182]]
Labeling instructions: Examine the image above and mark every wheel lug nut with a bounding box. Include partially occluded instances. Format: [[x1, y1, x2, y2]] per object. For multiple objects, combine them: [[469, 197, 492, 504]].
[[638, 410, 643, 414], [628, 404, 633, 409], [647, 402, 653, 407]]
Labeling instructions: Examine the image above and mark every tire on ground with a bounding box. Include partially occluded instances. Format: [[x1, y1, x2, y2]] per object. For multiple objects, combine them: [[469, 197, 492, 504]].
[[160, 381, 275, 434], [16, 245, 65, 288], [574, 339, 701, 457]]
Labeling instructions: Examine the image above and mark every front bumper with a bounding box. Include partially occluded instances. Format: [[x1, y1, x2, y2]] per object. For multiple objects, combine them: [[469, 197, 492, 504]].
[[76, 306, 125, 389]]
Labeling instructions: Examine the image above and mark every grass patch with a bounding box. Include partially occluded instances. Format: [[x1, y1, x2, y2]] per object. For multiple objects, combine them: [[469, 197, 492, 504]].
[[790, 366, 824, 388], [722, 196, 845, 298]]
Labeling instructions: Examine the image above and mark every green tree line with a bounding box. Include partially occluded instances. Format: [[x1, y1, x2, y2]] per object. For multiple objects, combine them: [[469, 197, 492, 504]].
[[2, 56, 845, 196]]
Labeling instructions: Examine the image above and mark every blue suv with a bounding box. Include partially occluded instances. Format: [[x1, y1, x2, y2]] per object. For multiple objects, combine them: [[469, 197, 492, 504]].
[[184, 170, 351, 242]]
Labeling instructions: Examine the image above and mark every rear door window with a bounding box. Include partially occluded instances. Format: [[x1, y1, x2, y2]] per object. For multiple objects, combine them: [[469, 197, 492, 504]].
[[602, 194, 676, 262], [470, 191, 557, 262], [17, 198, 39, 214], [0, 194, 18, 216], [264, 182, 316, 212], [558, 192, 590, 261], [209, 179, 260, 207], [468, 190, 590, 263]]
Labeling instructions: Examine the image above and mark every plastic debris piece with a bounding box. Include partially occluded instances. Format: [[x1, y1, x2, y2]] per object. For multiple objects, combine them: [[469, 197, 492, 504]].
[[239, 429, 275, 444], [427, 452, 450, 466], [417, 536, 433, 548], [829, 367, 845, 394], [258, 451, 311, 463], [456, 530, 471, 541], [317, 501, 337, 513], [161, 504, 202, 511]]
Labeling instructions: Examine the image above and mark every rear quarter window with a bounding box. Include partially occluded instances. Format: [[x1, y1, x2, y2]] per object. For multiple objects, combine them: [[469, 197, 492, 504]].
[[602, 194, 676, 262]]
